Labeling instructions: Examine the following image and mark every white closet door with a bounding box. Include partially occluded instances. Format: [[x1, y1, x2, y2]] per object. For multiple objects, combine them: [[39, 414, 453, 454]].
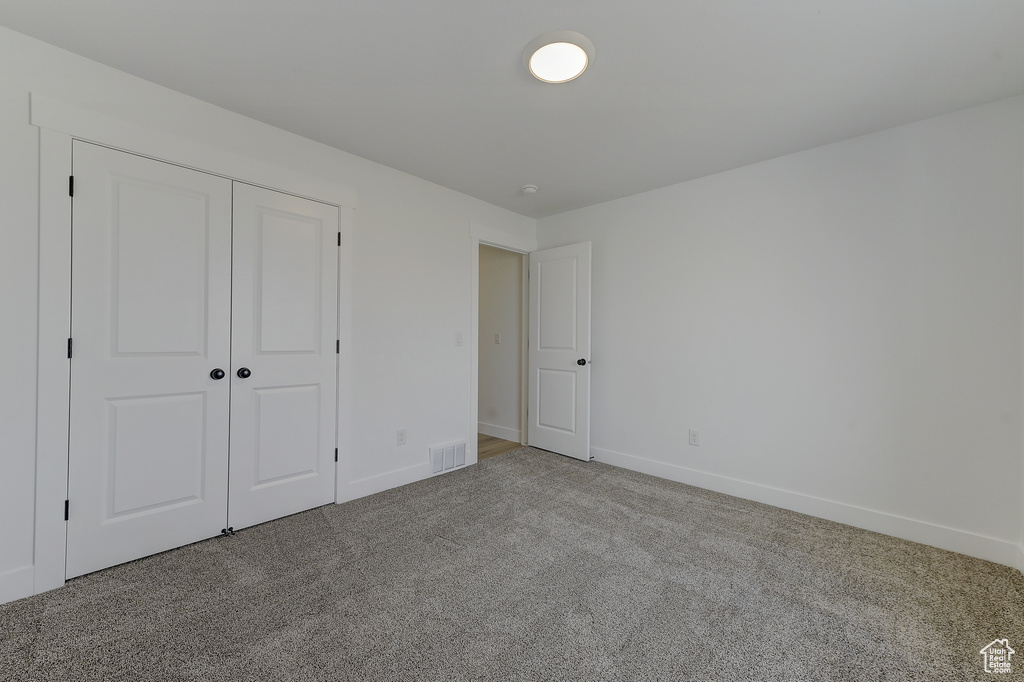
[[228, 184, 339, 530], [67, 142, 232, 578]]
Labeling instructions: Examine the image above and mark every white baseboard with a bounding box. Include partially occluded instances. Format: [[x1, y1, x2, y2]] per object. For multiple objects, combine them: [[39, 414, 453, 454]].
[[478, 422, 521, 443], [593, 446, 1023, 571], [0, 565, 34, 606], [336, 462, 432, 504]]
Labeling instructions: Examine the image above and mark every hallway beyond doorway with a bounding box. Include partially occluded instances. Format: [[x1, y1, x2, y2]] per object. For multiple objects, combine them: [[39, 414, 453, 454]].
[[478, 434, 521, 461]]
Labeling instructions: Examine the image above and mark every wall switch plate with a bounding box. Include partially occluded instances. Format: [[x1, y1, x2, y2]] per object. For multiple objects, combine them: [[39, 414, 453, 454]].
[[689, 429, 700, 446], [494, 333, 501, 344], [455, 332, 463, 347], [397, 429, 407, 446]]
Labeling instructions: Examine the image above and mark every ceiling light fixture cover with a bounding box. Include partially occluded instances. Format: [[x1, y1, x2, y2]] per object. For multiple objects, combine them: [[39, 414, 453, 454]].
[[524, 31, 595, 83]]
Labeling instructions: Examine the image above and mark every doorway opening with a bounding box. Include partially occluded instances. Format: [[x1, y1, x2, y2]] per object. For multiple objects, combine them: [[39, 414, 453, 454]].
[[477, 244, 528, 460]]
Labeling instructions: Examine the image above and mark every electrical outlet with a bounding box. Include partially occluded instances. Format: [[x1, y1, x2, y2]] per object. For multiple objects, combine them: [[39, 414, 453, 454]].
[[494, 333, 501, 344], [455, 332, 464, 347], [397, 429, 407, 446], [689, 429, 700, 447]]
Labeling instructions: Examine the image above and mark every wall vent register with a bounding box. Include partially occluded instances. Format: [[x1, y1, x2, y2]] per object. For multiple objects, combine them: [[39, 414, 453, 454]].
[[430, 441, 467, 474]]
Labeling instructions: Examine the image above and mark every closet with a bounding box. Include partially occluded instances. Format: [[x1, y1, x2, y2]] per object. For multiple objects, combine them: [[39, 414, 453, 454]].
[[65, 141, 339, 577]]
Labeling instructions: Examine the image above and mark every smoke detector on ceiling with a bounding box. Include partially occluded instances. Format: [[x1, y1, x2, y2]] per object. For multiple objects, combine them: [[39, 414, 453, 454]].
[[522, 184, 538, 195]]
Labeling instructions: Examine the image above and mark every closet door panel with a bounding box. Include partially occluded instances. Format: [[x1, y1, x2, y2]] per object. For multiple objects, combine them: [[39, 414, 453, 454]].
[[256, 213, 321, 352], [253, 385, 321, 483], [67, 142, 232, 578], [228, 183, 338, 530]]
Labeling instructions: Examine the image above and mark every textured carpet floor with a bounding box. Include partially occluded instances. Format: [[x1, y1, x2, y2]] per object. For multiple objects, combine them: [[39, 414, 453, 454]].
[[1, 447, 1022, 681]]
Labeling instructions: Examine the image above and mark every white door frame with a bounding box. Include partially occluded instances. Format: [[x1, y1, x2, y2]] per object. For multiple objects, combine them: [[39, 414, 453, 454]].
[[32, 94, 355, 598], [469, 223, 537, 464]]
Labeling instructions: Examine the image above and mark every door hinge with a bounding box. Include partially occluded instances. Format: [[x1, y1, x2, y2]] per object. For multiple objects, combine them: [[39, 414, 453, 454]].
[[336, 339, 340, 354], [68, 176, 74, 197], [337, 232, 341, 246], [67, 338, 73, 359], [334, 447, 338, 462], [64, 499, 69, 521]]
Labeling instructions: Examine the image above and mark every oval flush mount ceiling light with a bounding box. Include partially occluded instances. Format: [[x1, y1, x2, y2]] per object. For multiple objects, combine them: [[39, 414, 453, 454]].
[[524, 31, 595, 83]]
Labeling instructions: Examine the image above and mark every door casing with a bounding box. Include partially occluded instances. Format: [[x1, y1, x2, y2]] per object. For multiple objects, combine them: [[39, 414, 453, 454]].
[[469, 223, 538, 464], [477, 244, 529, 445]]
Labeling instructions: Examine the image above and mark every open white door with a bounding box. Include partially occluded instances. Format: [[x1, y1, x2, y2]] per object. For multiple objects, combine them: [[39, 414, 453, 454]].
[[527, 242, 592, 460]]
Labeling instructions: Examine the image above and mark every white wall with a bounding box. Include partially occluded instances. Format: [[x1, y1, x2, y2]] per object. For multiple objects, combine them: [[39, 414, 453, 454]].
[[478, 245, 523, 441], [0, 25, 535, 603], [1021, 136, 1024, 573], [538, 97, 1024, 570]]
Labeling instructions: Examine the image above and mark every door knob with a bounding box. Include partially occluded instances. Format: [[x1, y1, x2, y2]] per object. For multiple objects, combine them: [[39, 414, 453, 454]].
[[237, 367, 252, 379], [210, 368, 225, 380], [577, 358, 588, 366]]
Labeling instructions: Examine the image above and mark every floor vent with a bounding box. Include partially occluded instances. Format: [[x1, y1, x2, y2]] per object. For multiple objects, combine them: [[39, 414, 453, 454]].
[[430, 441, 466, 474]]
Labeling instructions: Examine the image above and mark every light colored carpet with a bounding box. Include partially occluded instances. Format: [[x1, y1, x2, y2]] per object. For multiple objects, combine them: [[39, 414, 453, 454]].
[[1, 447, 1021, 681]]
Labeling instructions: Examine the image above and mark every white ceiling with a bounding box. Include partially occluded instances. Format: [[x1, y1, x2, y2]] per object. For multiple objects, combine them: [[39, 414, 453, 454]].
[[2, 1, 1023, 219]]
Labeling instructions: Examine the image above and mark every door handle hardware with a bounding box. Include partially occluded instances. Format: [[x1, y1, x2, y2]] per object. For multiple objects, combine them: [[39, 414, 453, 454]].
[[577, 358, 588, 366], [210, 368, 226, 380], [237, 367, 252, 379]]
